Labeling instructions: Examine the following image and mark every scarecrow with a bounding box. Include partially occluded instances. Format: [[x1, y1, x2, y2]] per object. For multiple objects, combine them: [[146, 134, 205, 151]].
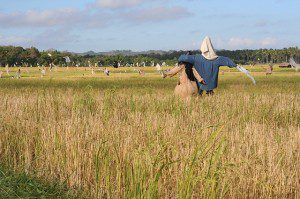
[[178, 36, 255, 95], [163, 52, 205, 99]]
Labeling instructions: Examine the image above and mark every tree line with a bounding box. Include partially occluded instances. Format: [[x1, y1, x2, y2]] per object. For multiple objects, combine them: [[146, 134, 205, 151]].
[[0, 45, 299, 67], [149, 47, 300, 65]]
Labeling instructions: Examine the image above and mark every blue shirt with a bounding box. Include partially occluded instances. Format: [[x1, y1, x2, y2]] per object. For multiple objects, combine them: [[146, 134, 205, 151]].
[[178, 54, 236, 91]]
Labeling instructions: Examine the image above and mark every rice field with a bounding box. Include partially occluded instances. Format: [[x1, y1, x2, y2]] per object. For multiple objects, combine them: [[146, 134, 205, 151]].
[[0, 66, 299, 198]]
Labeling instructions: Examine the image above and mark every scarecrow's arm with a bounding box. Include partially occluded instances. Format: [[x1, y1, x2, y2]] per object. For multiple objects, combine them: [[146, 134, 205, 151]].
[[218, 56, 237, 68], [192, 68, 205, 83], [163, 64, 184, 78], [178, 55, 195, 65]]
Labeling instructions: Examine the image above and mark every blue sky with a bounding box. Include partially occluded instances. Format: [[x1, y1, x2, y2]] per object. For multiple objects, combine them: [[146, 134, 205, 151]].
[[0, 0, 299, 52]]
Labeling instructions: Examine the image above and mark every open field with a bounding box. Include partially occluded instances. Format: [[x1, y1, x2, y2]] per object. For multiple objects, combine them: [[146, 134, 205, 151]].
[[0, 66, 299, 198]]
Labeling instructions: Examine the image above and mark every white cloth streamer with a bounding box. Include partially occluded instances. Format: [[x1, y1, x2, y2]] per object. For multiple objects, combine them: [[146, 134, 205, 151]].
[[236, 65, 256, 85]]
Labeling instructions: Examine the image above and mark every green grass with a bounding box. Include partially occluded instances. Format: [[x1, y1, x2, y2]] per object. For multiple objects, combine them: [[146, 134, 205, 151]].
[[0, 166, 82, 198]]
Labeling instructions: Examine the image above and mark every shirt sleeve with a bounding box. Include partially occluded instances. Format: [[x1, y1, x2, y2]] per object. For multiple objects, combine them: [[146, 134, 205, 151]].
[[192, 68, 204, 82], [164, 65, 184, 77], [178, 55, 195, 65], [218, 56, 236, 68]]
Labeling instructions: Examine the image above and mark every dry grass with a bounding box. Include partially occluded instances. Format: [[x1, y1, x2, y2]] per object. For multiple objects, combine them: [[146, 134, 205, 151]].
[[0, 67, 299, 198]]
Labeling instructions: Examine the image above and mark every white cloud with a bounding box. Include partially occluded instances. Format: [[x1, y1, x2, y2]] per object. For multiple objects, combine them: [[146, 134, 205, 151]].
[[0, 28, 80, 50], [95, 0, 144, 9], [0, 3, 189, 29], [0, 9, 110, 28], [0, 35, 32, 46], [254, 20, 269, 27], [121, 6, 191, 23], [228, 37, 255, 48], [0, 0, 195, 50], [31, 28, 79, 49], [260, 37, 277, 46], [227, 37, 277, 49]]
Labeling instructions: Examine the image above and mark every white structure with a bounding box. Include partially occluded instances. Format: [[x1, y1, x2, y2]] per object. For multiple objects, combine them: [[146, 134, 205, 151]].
[[15, 70, 21, 79], [156, 63, 161, 71], [5, 64, 10, 75], [41, 67, 46, 77], [64, 56, 71, 63], [104, 68, 110, 76], [49, 63, 54, 71], [289, 58, 300, 72]]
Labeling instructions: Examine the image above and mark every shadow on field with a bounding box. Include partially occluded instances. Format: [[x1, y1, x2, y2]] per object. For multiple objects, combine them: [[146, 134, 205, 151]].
[[0, 166, 83, 198], [0, 78, 176, 91]]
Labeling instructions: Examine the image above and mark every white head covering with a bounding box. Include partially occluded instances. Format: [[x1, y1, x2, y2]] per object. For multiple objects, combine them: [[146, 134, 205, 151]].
[[200, 36, 218, 60]]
